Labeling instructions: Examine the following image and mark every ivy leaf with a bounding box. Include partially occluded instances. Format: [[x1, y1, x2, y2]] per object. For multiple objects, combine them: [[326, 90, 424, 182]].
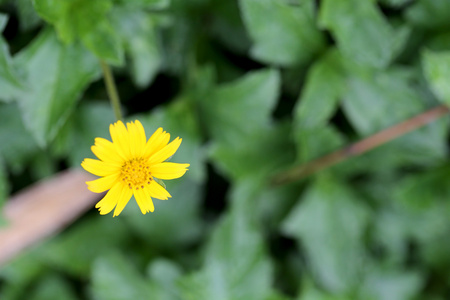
[[282, 177, 370, 293], [239, 0, 325, 66], [199, 68, 280, 145], [52, 101, 115, 168], [341, 64, 448, 168], [422, 50, 450, 106], [39, 217, 130, 277], [32, 0, 123, 64], [14, 29, 100, 147], [179, 180, 273, 300], [111, 8, 162, 87], [0, 103, 39, 172], [91, 252, 153, 300], [319, 0, 409, 68], [293, 49, 345, 162]]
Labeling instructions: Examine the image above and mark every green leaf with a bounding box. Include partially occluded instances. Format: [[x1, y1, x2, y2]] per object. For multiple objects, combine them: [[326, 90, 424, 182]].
[[239, 0, 325, 66], [0, 157, 8, 224], [91, 252, 153, 300], [52, 101, 115, 168], [0, 18, 25, 102], [111, 8, 162, 87], [179, 180, 273, 300], [146, 259, 183, 300], [16, 0, 42, 31], [0, 13, 7, 31], [405, 0, 450, 30], [282, 177, 370, 293], [295, 125, 345, 163], [357, 267, 422, 300], [293, 49, 346, 163], [115, 0, 170, 9], [28, 275, 77, 300], [379, 0, 412, 8], [341, 65, 448, 167], [122, 177, 204, 249], [422, 50, 450, 106], [297, 281, 348, 300], [209, 121, 295, 180], [319, 0, 409, 68], [14, 29, 100, 147], [140, 97, 206, 183], [0, 103, 39, 172], [294, 49, 344, 130], [39, 216, 130, 277], [200, 68, 280, 145], [32, 0, 123, 64]]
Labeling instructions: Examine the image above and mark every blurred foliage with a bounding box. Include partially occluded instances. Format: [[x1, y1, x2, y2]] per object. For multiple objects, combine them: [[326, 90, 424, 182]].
[[0, 0, 450, 299]]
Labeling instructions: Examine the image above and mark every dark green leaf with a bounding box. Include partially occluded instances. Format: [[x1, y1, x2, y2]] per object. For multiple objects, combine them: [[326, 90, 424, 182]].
[[282, 177, 370, 293], [0, 15, 24, 102], [14, 29, 100, 147], [406, 0, 450, 30], [29, 275, 77, 300], [319, 0, 409, 68], [239, 0, 325, 66]]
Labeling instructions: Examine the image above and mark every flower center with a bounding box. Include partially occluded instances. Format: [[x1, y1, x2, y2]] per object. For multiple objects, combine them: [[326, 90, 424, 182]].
[[121, 158, 152, 190]]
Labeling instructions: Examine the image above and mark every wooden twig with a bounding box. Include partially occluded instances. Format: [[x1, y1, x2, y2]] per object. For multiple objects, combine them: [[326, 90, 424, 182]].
[[0, 169, 99, 266], [272, 105, 450, 186]]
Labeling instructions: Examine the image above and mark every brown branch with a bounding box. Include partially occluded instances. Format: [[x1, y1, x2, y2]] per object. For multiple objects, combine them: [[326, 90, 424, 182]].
[[272, 104, 450, 186], [0, 169, 99, 266]]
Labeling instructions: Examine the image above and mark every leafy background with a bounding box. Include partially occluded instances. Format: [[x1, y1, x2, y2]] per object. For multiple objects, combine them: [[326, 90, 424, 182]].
[[1, 0, 450, 299]]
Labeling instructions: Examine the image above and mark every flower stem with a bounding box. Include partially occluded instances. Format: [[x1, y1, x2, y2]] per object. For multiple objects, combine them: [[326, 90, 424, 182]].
[[272, 104, 450, 186], [100, 60, 123, 121]]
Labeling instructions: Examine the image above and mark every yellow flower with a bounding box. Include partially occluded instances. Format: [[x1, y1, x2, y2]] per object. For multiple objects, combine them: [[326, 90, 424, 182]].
[[81, 120, 190, 217]]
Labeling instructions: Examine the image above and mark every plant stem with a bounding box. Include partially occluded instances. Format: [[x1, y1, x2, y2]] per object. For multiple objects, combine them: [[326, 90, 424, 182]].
[[272, 104, 450, 186], [100, 60, 123, 121]]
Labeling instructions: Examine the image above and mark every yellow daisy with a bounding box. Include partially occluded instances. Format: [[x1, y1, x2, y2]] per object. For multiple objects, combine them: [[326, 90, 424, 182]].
[[81, 120, 190, 217]]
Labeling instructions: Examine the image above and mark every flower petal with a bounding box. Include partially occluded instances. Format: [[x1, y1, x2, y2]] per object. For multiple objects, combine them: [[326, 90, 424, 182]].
[[95, 182, 124, 215], [148, 180, 171, 200], [148, 137, 182, 164], [127, 120, 146, 157], [134, 187, 154, 214], [81, 158, 120, 177], [91, 138, 124, 164], [150, 162, 190, 180], [110, 121, 131, 159], [143, 128, 170, 158], [112, 183, 133, 217], [86, 173, 120, 193]]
